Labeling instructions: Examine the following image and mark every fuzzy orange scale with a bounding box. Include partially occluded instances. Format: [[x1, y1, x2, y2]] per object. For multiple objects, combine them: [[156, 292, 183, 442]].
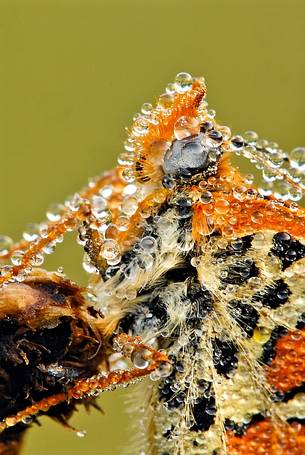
[[227, 419, 305, 455], [193, 191, 305, 241], [132, 81, 205, 153], [266, 329, 305, 392]]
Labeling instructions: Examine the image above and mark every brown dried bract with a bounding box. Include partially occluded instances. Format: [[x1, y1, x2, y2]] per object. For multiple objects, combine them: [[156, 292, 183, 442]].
[[0, 270, 169, 454], [0, 270, 104, 452]]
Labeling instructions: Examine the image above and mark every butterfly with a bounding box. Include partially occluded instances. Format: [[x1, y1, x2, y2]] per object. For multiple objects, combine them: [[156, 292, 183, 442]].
[[0, 72, 305, 455]]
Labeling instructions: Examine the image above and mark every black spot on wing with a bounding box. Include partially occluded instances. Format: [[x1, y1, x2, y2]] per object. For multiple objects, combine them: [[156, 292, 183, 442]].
[[221, 258, 259, 285], [253, 279, 291, 309], [272, 384, 305, 403], [214, 235, 253, 260], [163, 256, 197, 282], [162, 425, 174, 440], [184, 282, 213, 328], [212, 338, 238, 376], [119, 295, 168, 336], [296, 313, 305, 329], [190, 382, 216, 432], [271, 232, 305, 270], [158, 359, 187, 409], [225, 414, 265, 436], [287, 417, 305, 425], [229, 300, 259, 337], [159, 365, 217, 433], [260, 326, 288, 365]]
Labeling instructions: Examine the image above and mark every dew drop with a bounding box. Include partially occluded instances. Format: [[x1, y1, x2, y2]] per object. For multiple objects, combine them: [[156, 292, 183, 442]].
[[244, 173, 254, 185], [175, 72, 193, 93], [174, 116, 200, 140], [92, 195, 107, 215], [22, 223, 40, 242], [121, 197, 138, 216], [277, 288, 289, 300], [162, 175, 176, 189], [165, 82, 176, 94], [140, 236, 157, 252], [257, 139, 269, 149], [43, 243, 55, 255], [5, 417, 17, 427], [137, 252, 154, 270], [206, 130, 223, 148], [100, 240, 120, 261], [39, 224, 49, 238], [290, 147, 305, 171], [30, 253, 44, 266], [133, 117, 149, 135], [122, 168, 136, 183], [21, 416, 33, 425], [131, 348, 151, 369], [253, 327, 271, 344], [288, 186, 303, 202], [231, 239, 244, 251], [124, 260, 138, 280], [203, 107, 214, 119], [46, 203, 65, 222], [116, 216, 130, 232], [214, 199, 230, 214], [272, 180, 290, 201], [141, 102, 153, 115], [100, 186, 113, 199], [200, 191, 213, 204], [0, 235, 13, 256], [251, 211, 264, 224], [118, 152, 135, 166], [218, 125, 231, 141], [288, 201, 299, 213], [65, 193, 84, 212], [105, 224, 118, 240], [158, 93, 174, 109], [106, 254, 122, 266], [266, 149, 284, 168], [233, 186, 248, 201], [244, 131, 258, 143], [155, 362, 173, 378], [11, 250, 24, 266], [124, 139, 135, 152], [0, 265, 13, 278], [230, 135, 244, 151], [122, 183, 137, 197]]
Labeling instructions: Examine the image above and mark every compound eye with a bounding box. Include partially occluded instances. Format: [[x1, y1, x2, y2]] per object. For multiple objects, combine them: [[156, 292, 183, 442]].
[[163, 133, 209, 177]]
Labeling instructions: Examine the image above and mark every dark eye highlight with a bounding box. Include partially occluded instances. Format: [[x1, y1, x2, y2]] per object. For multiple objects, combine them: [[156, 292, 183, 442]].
[[163, 133, 220, 180]]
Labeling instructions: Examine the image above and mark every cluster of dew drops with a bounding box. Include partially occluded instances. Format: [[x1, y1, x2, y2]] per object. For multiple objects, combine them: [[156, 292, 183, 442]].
[[0, 72, 304, 286]]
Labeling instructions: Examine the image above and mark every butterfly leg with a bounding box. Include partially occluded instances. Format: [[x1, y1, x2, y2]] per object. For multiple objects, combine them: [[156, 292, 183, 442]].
[[0, 334, 170, 434]]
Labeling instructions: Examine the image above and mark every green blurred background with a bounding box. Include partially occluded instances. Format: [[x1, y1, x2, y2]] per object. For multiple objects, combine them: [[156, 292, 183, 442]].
[[0, 0, 304, 453]]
